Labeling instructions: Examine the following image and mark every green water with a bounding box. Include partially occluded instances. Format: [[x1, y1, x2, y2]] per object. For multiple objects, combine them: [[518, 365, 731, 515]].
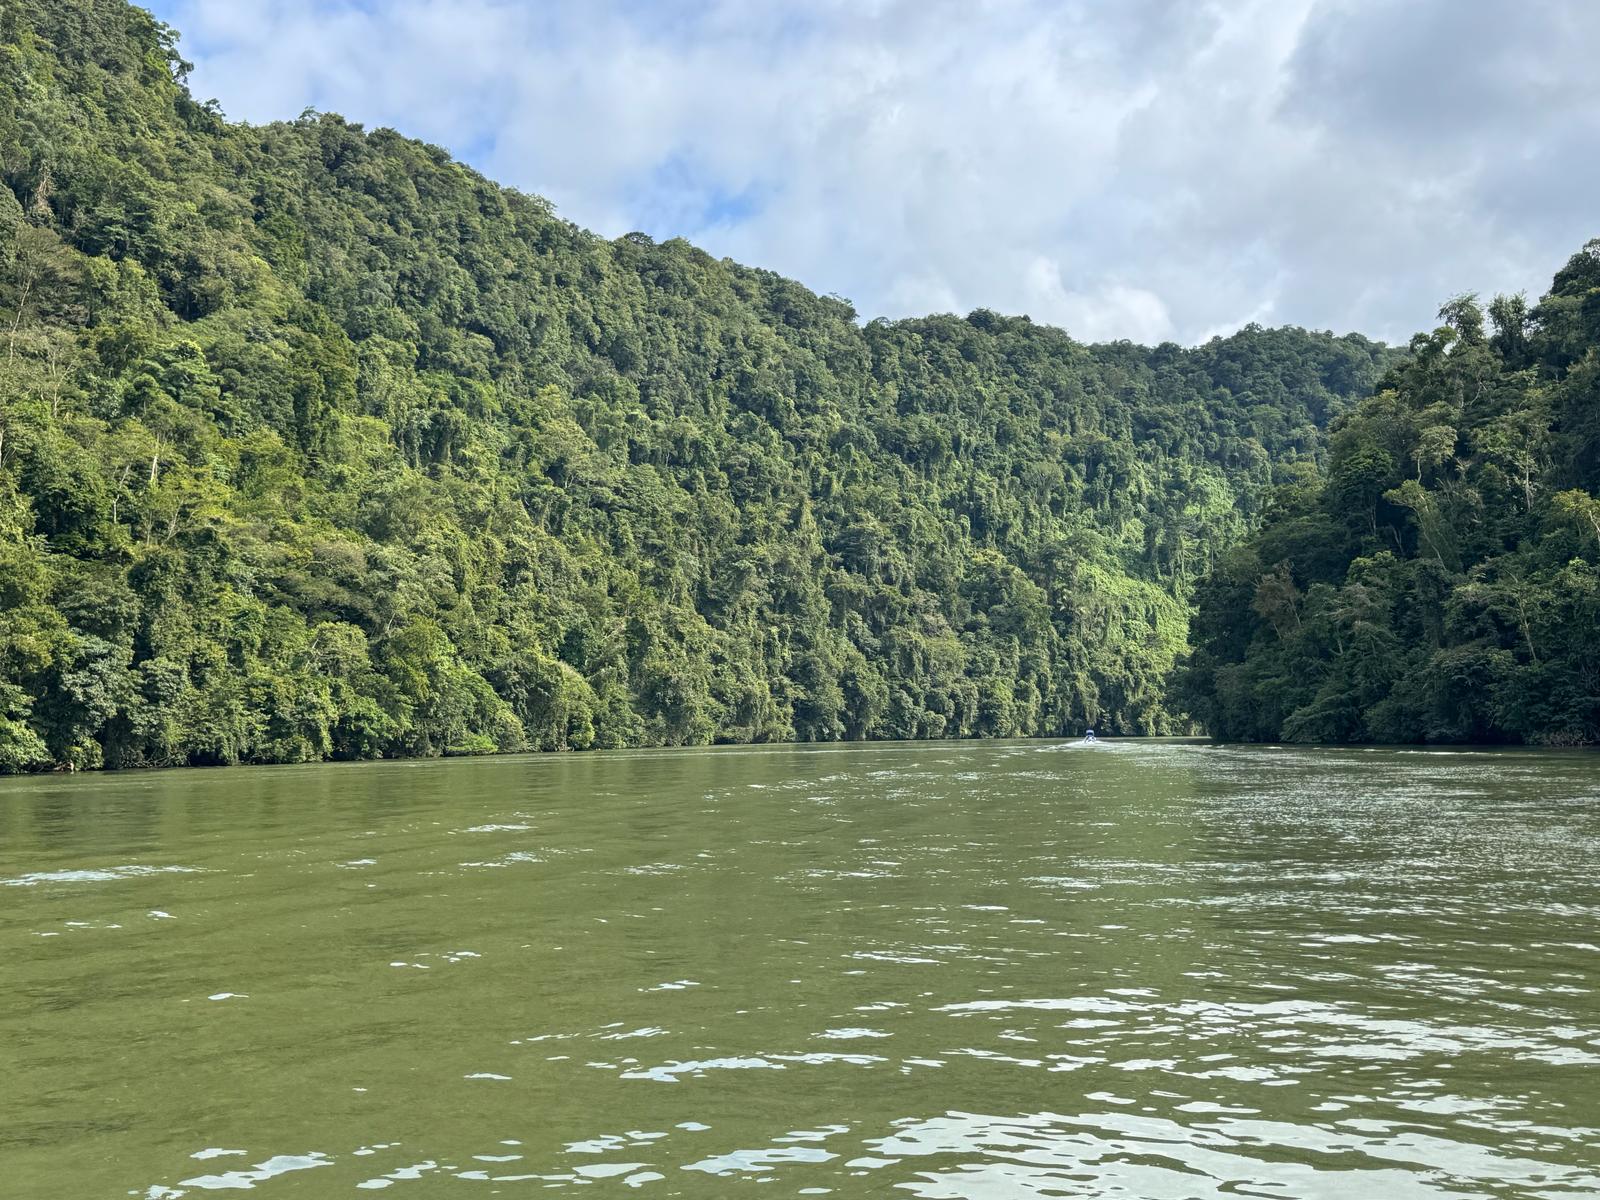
[[3, 740, 1599, 1198]]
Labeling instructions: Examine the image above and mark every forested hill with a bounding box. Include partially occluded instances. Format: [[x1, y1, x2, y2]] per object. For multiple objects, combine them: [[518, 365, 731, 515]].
[[0, 0, 1394, 771], [1181, 254, 1600, 746]]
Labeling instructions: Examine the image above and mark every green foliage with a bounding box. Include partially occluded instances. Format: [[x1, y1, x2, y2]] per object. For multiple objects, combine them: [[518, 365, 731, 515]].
[[0, 0, 1395, 770], [1182, 246, 1600, 745]]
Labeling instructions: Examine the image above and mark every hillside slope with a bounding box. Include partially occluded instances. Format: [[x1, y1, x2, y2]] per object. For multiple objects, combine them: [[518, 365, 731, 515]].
[[1180, 260, 1600, 745], [0, 0, 1393, 770]]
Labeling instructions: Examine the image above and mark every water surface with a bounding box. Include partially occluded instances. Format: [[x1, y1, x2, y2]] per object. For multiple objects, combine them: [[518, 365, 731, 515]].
[[3, 740, 1598, 1197]]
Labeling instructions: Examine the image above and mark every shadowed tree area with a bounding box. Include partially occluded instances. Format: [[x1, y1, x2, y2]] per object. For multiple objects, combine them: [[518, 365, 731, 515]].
[[1180, 258, 1600, 745]]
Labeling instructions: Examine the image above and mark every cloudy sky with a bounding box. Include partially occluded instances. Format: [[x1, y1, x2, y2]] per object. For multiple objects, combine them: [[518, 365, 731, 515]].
[[143, 0, 1599, 345]]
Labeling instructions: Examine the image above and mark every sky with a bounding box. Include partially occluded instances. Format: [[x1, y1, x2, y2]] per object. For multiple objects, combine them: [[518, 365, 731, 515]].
[[143, 0, 1600, 346]]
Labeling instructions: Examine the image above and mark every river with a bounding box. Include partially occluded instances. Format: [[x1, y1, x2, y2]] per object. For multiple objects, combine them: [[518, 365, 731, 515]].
[[3, 740, 1598, 1197]]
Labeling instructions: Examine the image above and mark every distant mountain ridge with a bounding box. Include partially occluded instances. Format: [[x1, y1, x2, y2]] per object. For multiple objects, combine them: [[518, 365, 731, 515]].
[[0, 0, 1396, 770]]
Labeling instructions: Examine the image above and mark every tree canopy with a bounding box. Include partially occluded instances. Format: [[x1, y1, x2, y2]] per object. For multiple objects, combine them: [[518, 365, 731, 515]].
[[1, 0, 1406, 770], [1181, 255, 1600, 746]]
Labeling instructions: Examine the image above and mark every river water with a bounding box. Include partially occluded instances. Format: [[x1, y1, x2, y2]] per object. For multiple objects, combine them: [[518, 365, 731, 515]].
[[3, 740, 1599, 1198]]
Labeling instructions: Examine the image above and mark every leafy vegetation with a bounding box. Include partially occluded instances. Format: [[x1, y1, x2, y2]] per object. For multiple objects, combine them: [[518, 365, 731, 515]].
[[0, 0, 1399, 770], [1181, 250, 1600, 745]]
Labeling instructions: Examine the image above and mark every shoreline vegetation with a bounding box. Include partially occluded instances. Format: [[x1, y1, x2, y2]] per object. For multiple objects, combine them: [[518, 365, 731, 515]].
[[1, 1, 1596, 775], [1180, 259, 1600, 748]]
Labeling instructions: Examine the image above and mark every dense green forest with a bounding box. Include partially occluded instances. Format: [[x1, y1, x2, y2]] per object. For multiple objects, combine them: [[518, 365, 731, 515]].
[[0, 0, 1407, 770], [1180, 252, 1600, 745]]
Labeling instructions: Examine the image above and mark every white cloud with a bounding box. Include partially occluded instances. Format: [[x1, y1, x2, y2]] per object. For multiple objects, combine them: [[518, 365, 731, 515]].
[[148, 0, 1600, 345]]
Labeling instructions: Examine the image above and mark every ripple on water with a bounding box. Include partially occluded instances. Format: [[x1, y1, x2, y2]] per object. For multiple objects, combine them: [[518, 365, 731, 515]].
[[2, 864, 199, 887], [178, 1153, 330, 1190], [458, 851, 543, 868], [864, 1109, 1600, 1199]]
